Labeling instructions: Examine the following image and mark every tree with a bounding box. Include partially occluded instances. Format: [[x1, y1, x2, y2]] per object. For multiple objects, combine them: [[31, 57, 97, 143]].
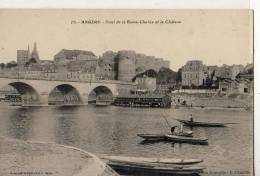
[[0, 63, 5, 69], [6, 61, 17, 68], [176, 68, 182, 82]]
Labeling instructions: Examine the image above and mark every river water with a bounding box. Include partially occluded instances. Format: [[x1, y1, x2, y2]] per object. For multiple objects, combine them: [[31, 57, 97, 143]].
[[0, 105, 253, 175]]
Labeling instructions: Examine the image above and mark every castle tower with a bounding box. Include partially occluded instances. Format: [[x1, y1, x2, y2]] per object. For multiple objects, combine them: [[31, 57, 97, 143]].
[[117, 50, 136, 82], [30, 42, 40, 61]]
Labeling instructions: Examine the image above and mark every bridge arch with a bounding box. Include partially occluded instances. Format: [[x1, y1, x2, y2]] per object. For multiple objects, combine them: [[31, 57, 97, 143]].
[[7, 82, 40, 105], [48, 84, 82, 106], [88, 85, 114, 104]]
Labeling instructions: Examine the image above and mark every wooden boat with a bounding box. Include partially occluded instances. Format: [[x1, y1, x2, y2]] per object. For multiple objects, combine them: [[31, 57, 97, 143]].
[[101, 155, 205, 176], [137, 134, 166, 141], [165, 134, 208, 145], [137, 131, 193, 141], [95, 100, 111, 107], [176, 119, 227, 127], [106, 161, 205, 176], [101, 155, 203, 165]]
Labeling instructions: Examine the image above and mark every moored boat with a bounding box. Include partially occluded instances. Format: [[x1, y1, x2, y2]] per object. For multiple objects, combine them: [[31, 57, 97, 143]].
[[101, 155, 203, 165], [176, 119, 226, 127], [165, 134, 208, 145], [106, 161, 205, 176], [101, 155, 205, 176]]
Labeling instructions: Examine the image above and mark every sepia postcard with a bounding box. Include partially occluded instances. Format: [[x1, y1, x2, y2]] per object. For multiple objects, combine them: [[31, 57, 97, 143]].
[[0, 9, 254, 176]]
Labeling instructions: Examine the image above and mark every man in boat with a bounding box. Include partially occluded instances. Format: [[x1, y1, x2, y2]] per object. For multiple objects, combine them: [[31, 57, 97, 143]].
[[179, 124, 183, 133], [189, 114, 194, 122]]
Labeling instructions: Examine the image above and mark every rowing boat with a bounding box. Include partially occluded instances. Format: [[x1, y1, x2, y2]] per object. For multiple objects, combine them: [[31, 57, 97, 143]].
[[165, 134, 208, 145], [101, 155, 205, 175], [106, 160, 205, 176], [101, 155, 203, 165], [176, 119, 226, 127], [137, 131, 193, 141]]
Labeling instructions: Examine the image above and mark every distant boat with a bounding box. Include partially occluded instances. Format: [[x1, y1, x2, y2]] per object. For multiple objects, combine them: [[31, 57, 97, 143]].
[[165, 134, 208, 145], [95, 99, 112, 107], [176, 119, 227, 127], [95, 101, 110, 107]]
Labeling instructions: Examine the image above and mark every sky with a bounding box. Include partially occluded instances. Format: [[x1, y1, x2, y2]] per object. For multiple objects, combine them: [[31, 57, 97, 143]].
[[0, 9, 253, 70]]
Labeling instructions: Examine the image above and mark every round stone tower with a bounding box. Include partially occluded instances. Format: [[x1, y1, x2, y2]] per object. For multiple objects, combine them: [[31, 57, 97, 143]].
[[117, 50, 136, 82]]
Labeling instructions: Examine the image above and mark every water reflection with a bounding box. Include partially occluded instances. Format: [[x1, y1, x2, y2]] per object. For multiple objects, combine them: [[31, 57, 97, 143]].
[[7, 107, 34, 140], [53, 106, 81, 146]]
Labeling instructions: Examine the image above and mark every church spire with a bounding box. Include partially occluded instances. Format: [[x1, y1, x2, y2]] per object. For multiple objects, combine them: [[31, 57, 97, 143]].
[[33, 42, 37, 51], [27, 44, 30, 59], [30, 41, 40, 61]]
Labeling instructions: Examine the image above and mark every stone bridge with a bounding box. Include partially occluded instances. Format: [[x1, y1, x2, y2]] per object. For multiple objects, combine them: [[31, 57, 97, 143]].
[[0, 77, 136, 106]]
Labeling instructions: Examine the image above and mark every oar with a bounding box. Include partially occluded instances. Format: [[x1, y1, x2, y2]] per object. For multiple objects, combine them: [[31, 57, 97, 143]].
[[161, 115, 172, 129]]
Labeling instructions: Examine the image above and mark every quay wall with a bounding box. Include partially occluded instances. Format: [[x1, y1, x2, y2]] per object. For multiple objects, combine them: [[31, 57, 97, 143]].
[[172, 92, 253, 109]]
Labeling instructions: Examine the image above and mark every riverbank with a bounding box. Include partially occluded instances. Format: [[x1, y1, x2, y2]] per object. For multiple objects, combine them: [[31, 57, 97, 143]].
[[0, 137, 118, 176], [172, 92, 253, 109]]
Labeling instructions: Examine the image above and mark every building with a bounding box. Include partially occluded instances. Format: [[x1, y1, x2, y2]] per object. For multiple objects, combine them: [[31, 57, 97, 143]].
[[66, 60, 98, 81], [54, 49, 97, 64], [17, 49, 29, 66], [215, 64, 244, 80], [181, 60, 205, 87], [219, 78, 253, 95], [135, 75, 157, 92], [40, 63, 58, 80], [18, 64, 42, 79], [114, 94, 172, 108], [14, 46, 171, 83], [181, 60, 245, 88], [135, 54, 170, 74], [17, 42, 41, 66], [99, 51, 118, 80], [99, 50, 170, 82]]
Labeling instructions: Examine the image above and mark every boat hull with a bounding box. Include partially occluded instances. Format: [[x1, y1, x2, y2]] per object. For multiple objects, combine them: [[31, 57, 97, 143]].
[[165, 135, 208, 145], [108, 162, 204, 176], [101, 155, 203, 165], [177, 119, 226, 127], [137, 134, 166, 141], [137, 132, 193, 141]]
